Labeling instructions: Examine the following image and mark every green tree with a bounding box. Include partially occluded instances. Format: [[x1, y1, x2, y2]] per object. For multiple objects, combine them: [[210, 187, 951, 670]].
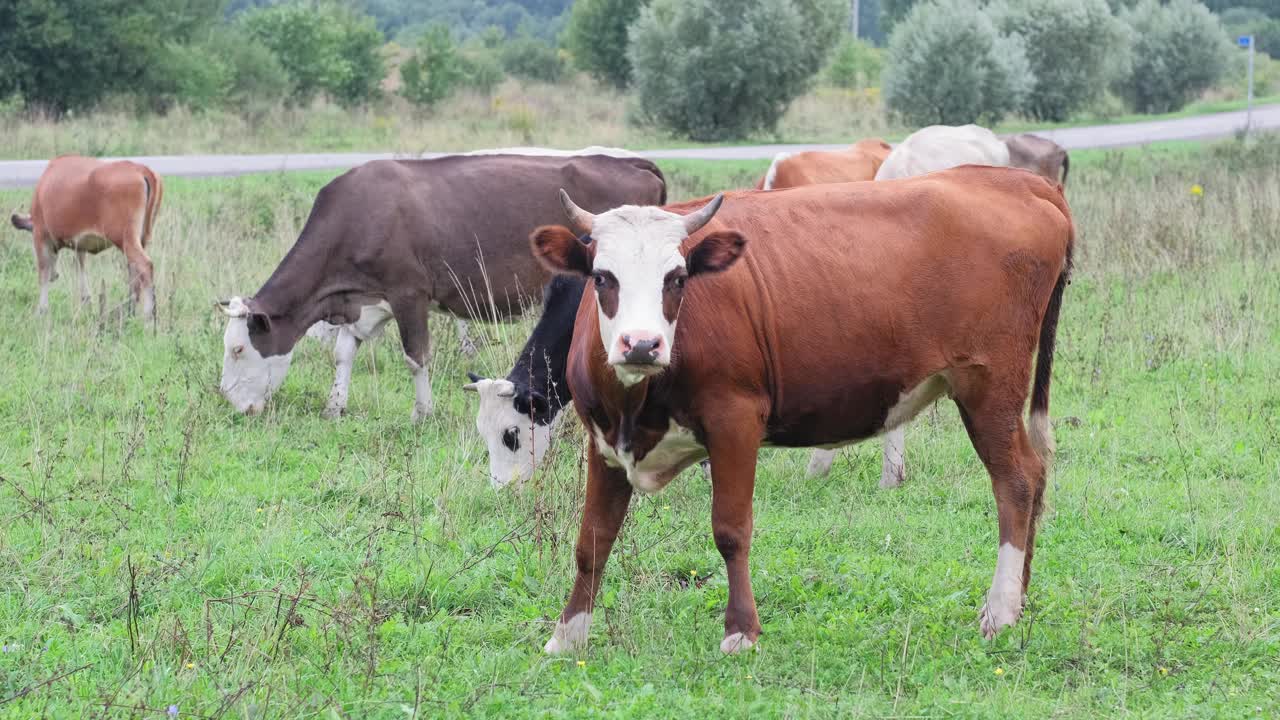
[[400, 25, 462, 109], [243, 1, 387, 108], [882, 0, 1034, 126], [826, 36, 884, 89], [499, 36, 567, 83], [629, 0, 846, 141], [992, 0, 1128, 121], [565, 0, 650, 88], [1115, 0, 1231, 113]]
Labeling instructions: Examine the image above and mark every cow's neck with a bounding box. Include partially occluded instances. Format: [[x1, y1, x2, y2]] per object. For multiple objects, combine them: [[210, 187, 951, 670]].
[[251, 236, 359, 356]]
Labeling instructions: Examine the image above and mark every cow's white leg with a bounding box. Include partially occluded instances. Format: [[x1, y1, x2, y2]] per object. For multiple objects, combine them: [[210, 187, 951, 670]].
[[805, 448, 837, 478], [75, 250, 91, 305], [324, 328, 360, 419], [456, 317, 477, 357], [34, 238, 56, 315], [405, 353, 433, 422], [879, 426, 906, 489], [979, 543, 1026, 638], [543, 612, 592, 654]]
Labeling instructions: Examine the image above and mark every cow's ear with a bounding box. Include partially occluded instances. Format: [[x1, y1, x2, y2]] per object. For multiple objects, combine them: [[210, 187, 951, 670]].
[[687, 230, 746, 277], [529, 391, 550, 418], [531, 225, 593, 276], [246, 310, 271, 335]]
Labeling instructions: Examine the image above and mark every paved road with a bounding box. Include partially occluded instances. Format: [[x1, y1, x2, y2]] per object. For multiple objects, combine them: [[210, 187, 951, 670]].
[[2, 104, 1277, 189]]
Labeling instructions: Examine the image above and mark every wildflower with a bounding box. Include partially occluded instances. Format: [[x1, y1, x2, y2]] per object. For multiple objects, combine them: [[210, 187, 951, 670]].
[[745, 674, 753, 680], [689, 569, 697, 577], [1190, 184, 1204, 197], [994, 667, 1004, 676], [662, 505, 670, 510], [1159, 666, 1169, 676], [185, 662, 195, 670], [576, 660, 585, 667], [168, 705, 179, 717], [256, 508, 263, 513]]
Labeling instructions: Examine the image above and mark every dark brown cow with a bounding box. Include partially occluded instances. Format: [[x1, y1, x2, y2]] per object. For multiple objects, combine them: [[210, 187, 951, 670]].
[[532, 166, 1073, 654], [756, 138, 892, 190], [10, 155, 163, 317], [1005, 133, 1070, 184], [217, 153, 666, 419]]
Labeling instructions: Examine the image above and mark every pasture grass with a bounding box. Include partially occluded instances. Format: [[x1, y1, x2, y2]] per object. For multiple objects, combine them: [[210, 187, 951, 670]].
[[1, 139, 1278, 718]]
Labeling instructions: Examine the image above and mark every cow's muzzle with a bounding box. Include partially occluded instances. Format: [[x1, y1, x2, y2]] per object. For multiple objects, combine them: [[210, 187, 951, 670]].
[[618, 333, 663, 365]]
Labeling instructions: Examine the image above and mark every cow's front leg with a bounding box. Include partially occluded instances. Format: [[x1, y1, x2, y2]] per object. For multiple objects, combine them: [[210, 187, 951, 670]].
[[545, 444, 632, 654], [707, 415, 764, 654], [323, 327, 360, 419], [392, 297, 433, 422]]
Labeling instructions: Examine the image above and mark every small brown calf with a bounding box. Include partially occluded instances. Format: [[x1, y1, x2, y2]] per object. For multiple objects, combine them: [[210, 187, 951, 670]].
[[10, 155, 163, 317]]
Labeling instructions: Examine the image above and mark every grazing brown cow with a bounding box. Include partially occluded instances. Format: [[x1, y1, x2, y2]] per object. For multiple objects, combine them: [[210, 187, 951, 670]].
[[532, 166, 1073, 654], [1004, 133, 1070, 184], [10, 155, 162, 317], [756, 138, 892, 190]]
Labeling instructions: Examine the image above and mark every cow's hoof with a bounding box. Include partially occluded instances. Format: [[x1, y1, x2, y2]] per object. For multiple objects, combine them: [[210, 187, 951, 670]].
[[879, 471, 905, 489], [322, 406, 345, 420], [544, 613, 591, 655], [720, 632, 757, 655], [978, 593, 1024, 639], [410, 405, 434, 423]]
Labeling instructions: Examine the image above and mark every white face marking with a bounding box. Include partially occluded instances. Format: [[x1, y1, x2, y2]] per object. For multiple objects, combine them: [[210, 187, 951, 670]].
[[470, 378, 555, 489], [980, 543, 1026, 639], [589, 207, 690, 381], [592, 419, 706, 495], [544, 611, 592, 654], [219, 296, 293, 415]]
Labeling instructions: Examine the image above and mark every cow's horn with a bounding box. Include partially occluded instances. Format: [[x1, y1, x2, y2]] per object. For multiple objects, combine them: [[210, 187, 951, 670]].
[[558, 189, 595, 236], [683, 193, 724, 235], [218, 297, 250, 318]]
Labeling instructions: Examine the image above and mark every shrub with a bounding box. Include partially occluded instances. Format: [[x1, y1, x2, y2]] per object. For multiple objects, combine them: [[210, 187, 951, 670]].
[[458, 48, 506, 95], [1115, 0, 1231, 114], [826, 36, 884, 89], [203, 29, 294, 113], [565, 0, 650, 88], [991, 0, 1127, 122], [629, 0, 846, 141], [400, 25, 462, 108], [499, 36, 567, 83], [243, 1, 387, 108], [882, 0, 1033, 126]]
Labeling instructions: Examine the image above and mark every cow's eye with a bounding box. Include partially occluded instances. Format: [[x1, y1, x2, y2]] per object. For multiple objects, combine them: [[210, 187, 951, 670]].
[[232, 345, 244, 357], [502, 427, 519, 452], [592, 273, 606, 288]]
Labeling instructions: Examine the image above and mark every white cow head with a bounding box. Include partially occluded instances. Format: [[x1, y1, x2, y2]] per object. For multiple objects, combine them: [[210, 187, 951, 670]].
[[464, 373, 554, 488], [530, 192, 745, 386], [218, 296, 293, 415]]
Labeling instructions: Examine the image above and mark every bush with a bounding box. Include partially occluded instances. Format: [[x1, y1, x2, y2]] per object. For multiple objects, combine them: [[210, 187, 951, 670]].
[[882, 0, 1033, 126], [400, 25, 462, 108], [204, 29, 294, 113], [629, 0, 846, 141], [244, 1, 387, 108], [1115, 0, 1231, 113], [565, 0, 650, 88], [458, 48, 506, 95], [499, 36, 567, 83], [991, 0, 1127, 122], [826, 36, 884, 89]]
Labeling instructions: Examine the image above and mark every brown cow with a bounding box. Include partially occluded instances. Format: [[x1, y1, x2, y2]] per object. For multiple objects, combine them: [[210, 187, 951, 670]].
[[10, 156, 162, 317], [532, 166, 1073, 654], [756, 138, 892, 190], [1004, 133, 1070, 184]]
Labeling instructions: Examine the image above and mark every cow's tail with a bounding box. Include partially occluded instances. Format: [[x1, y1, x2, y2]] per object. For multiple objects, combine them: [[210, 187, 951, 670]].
[[1028, 215, 1074, 469], [11, 213, 33, 232], [139, 166, 163, 248], [1060, 153, 1070, 185]]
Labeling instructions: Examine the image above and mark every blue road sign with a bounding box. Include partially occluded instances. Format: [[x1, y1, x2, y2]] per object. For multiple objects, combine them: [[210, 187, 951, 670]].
[[1238, 35, 1252, 48]]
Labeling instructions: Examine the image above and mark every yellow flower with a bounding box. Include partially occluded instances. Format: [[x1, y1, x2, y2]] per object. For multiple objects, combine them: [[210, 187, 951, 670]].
[[1190, 184, 1204, 196], [256, 508, 263, 513], [994, 667, 1004, 676], [1159, 666, 1169, 676], [576, 660, 585, 667], [662, 505, 670, 510], [185, 662, 195, 670], [689, 569, 697, 577], [745, 674, 753, 680]]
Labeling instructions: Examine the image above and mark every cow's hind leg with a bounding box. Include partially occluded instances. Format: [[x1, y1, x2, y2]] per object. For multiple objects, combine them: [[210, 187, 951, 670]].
[[33, 231, 57, 314], [392, 297, 433, 422], [455, 318, 478, 357], [951, 372, 1045, 640], [75, 250, 91, 305], [121, 239, 155, 319], [805, 448, 837, 478], [879, 426, 906, 489]]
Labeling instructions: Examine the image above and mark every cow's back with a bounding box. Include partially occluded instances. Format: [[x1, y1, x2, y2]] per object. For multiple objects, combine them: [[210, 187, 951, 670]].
[[772, 140, 890, 189], [667, 167, 1072, 445], [876, 125, 1010, 180], [32, 156, 148, 242]]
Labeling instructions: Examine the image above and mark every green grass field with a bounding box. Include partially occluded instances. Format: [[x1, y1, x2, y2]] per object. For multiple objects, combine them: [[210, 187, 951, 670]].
[[1, 140, 1278, 718]]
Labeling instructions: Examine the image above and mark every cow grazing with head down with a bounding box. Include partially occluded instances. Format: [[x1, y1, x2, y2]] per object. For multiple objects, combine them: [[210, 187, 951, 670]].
[[10, 155, 163, 317], [464, 274, 585, 488], [532, 166, 1073, 654], [756, 138, 892, 190], [217, 153, 665, 419], [1004, 133, 1069, 184]]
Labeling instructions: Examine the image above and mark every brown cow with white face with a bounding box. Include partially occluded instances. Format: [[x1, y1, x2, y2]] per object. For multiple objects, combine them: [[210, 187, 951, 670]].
[[532, 166, 1073, 654], [756, 138, 892, 190], [11, 156, 162, 317]]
